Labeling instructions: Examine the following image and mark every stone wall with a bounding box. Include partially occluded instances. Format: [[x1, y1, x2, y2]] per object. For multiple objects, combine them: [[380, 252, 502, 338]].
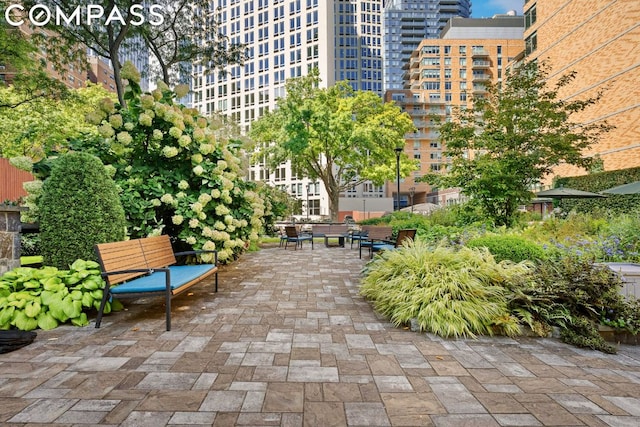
[[0, 206, 25, 275]]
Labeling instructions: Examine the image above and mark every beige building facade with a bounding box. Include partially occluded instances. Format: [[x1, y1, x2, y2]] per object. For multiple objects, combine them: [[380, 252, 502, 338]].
[[523, 0, 640, 177], [386, 16, 524, 207]]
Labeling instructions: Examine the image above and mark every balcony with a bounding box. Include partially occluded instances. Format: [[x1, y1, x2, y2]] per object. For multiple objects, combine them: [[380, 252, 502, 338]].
[[471, 48, 489, 57], [472, 73, 490, 81], [472, 84, 488, 93], [472, 60, 491, 68]]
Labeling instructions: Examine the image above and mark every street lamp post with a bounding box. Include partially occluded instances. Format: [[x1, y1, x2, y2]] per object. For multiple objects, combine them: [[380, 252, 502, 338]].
[[394, 147, 403, 211]]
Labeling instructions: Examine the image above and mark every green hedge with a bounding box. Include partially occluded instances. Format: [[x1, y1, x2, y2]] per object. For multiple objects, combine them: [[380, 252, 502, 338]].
[[555, 167, 640, 214], [466, 235, 546, 263], [38, 152, 126, 269]]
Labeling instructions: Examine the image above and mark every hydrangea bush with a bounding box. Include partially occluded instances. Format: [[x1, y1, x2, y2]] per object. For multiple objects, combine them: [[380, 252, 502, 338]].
[[84, 63, 264, 263]]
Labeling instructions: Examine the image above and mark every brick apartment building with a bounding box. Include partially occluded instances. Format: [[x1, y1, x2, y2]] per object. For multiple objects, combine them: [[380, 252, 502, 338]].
[[523, 0, 640, 177], [385, 15, 525, 207]]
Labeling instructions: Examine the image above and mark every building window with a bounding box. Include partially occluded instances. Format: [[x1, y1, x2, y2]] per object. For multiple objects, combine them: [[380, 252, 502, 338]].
[[525, 4, 537, 29], [525, 31, 537, 55]]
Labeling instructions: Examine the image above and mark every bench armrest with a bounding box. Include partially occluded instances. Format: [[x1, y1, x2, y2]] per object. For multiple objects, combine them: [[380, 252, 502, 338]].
[[100, 267, 170, 277]]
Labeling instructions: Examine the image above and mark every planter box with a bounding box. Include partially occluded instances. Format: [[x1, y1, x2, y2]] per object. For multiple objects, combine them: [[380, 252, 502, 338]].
[[601, 262, 640, 300], [598, 325, 639, 345]]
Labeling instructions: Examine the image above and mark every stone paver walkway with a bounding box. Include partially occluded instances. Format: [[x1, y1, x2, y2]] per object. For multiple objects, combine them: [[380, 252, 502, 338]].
[[1, 245, 640, 426]]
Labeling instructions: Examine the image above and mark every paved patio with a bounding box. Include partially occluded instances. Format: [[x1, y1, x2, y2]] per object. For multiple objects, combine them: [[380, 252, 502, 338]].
[[1, 245, 640, 426]]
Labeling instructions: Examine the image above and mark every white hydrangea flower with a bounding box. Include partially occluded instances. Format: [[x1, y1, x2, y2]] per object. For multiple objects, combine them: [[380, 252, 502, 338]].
[[124, 122, 135, 131], [202, 227, 214, 238], [140, 94, 155, 109], [198, 193, 212, 205], [172, 215, 184, 225], [199, 143, 214, 154], [224, 215, 234, 225], [186, 236, 197, 245], [150, 198, 161, 207], [211, 189, 221, 199], [178, 135, 192, 147], [109, 114, 123, 129], [189, 218, 199, 228], [139, 113, 153, 127], [176, 191, 187, 199], [98, 123, 115, 138], [178, 180, 189, 190], [215, 204, 230, 216], [202, 240, 216, 251], [193, 165, 204, 176], [160, 194, 174, 204], [162, 146, 179, 158], [191, 153, 203, 164], [191, 202, 203, 213], [198, 212, 207, 220], [214, 221, 226, 230], [152, 129, 164, 140], [169, 126, 182, 138], [117, 131, 133, 145]]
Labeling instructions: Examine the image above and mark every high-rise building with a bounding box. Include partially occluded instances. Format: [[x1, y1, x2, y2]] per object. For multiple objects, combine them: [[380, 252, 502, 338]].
[[192, 0, 387, 219], [523, 0, 640, 176], [383, 0, 471, 92], [385, 15, 524, 207]]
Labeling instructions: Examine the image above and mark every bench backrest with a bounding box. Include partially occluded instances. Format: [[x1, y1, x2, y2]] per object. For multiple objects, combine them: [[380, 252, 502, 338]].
[[329, 224, 349, 234], [95, 235, 176, 285], [362, 226, 393, 241], [395, 229, 417, 247], [312, 224, 332, 235], [140, 235, 177, 269]]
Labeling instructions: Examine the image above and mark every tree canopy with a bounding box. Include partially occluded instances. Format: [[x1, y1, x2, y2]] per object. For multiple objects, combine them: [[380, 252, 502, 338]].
[[18, 0, 243, 105], [425, 61, 611, 226], [0, 18, 68, 109], [0, 83, 111, 159], [249, 71, 417, 220]]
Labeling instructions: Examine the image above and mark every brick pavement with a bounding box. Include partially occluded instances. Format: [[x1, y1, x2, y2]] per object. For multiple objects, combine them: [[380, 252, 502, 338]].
[[1, 245, 640, 426]]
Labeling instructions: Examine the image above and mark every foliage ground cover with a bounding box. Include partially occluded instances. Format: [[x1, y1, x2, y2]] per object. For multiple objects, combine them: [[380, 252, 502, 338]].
[[0, 260, 121, 331], [359, 206, 640, 353]]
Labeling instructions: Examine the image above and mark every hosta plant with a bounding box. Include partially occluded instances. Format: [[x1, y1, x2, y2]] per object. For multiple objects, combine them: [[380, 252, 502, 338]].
[[360, 240, 532, 338], [0, 260, 119, 331]]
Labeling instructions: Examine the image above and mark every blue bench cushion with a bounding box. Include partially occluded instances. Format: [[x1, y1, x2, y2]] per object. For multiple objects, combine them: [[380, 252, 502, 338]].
[[110, 264, 217, 294], [371, 243, 394, 252]]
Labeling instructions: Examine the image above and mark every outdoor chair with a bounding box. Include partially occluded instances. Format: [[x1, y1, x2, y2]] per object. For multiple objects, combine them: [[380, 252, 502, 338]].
[[349, 229, 369, 249], [283, 225, 314, 250], [369, 229, 417, 258], [359, 226, 393, 259]]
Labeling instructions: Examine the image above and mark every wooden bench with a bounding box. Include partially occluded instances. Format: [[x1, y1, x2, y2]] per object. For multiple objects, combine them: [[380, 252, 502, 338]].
[[94, 235, 218, 331], [312, 224, 350, 247]]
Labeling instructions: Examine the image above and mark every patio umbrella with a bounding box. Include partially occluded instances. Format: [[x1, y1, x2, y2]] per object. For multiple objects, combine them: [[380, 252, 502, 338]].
[[601, 181, 640, 195], [535, 187, 607, 199]]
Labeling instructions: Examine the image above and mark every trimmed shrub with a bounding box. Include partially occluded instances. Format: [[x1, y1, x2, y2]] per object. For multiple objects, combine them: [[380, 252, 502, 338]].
[[38, 152, 125, 269], [466, 235, 545, 263]]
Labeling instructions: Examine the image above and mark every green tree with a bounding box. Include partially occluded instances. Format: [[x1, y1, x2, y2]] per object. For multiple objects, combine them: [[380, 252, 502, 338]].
[[19, 0, 242, 105], [38, 152, 126, 269], [426, 61, 611, 227], [0, 83, 112, 159], [0, 18, 68, 108], [249, 71, 417, 220]]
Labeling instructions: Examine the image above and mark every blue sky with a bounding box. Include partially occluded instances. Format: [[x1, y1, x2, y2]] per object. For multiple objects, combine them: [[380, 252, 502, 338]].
[[471, 0, 524, 18]]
